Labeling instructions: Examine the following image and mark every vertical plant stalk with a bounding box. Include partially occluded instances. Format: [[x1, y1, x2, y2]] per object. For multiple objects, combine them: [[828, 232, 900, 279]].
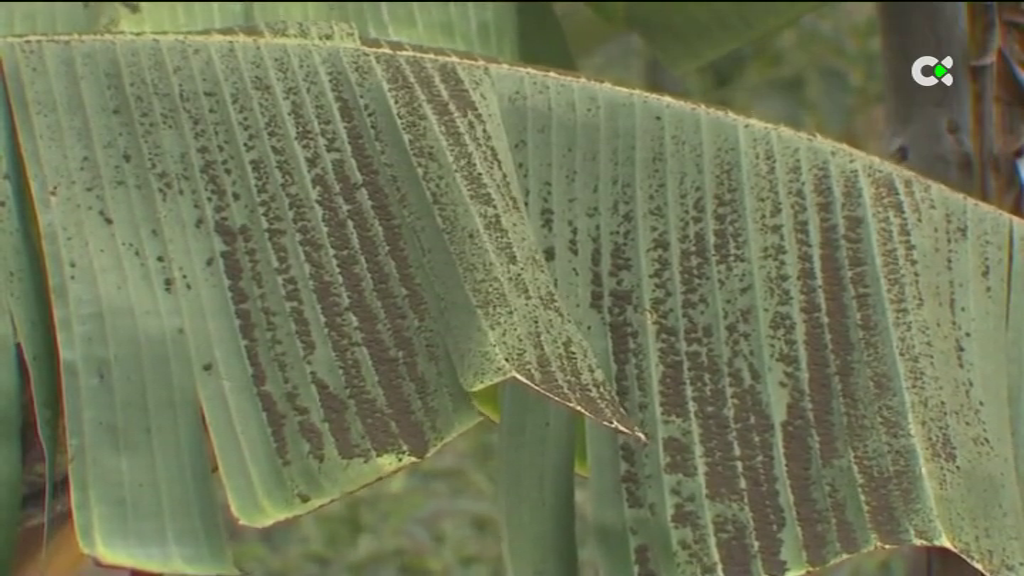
[[878, 2, 975, 194], [968, 2, 999, 202]]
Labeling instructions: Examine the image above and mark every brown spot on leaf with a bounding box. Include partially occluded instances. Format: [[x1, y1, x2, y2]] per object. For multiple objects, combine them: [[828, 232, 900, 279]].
[[710, 132, 788, 575], [677, 160, 753, 573], [317, 56, 427, 457], [781, 150, 838, 567], [311, 373, 359, 460]]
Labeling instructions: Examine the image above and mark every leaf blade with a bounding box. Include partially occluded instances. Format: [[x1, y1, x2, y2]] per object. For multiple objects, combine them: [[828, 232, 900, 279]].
[[499, 383, 578, 576], [0, 29, 635, 571], [492, 58, 1024, 575]]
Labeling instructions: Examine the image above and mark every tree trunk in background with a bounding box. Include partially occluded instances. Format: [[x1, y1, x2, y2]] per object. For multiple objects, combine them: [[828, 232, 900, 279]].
[[879, 2, 975, 193]]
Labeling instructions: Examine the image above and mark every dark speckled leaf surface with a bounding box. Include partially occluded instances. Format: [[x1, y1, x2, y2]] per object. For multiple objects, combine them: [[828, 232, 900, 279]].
[[0, 24, 634, 574], [491, 62, 1023, 575], [1, 16, 1023, 576]]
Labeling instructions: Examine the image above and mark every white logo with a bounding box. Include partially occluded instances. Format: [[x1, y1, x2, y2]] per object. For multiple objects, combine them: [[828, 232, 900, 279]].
[[911, 56, 953, 87]]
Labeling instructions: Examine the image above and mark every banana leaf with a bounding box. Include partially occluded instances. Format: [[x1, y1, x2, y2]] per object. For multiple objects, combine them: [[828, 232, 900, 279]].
[[0, 9, 1022, 576]]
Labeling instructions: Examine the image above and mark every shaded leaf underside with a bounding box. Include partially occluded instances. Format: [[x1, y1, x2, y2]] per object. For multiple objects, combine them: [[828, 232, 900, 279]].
[[0, 27, 1021, 576]]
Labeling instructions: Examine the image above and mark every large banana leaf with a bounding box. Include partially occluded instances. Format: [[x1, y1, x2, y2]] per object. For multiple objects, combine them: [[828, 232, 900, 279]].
[[0, 20, 642, 573], [0, 2, 583, 573], [1, 13, 1023, 576], [522, 73, 1022, 575]]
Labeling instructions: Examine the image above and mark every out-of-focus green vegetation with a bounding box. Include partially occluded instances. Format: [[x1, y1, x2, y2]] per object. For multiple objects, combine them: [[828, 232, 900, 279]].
[[222, 5, 884, 575], [566, 2, 882, 149], [229, 422, 606, 576], [231, 422, 502, 576]]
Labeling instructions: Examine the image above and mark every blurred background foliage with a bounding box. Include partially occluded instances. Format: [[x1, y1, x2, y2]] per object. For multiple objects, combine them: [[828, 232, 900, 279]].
[[80, 3, 886, 575], [559, 2, 882, 151]]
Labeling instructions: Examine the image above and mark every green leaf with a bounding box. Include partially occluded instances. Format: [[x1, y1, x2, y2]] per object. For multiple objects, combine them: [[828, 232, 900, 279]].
[[515, 2, 576, 71], [1, 51, 64, 561], [0, 67, 23, 576], [584, 2, 830, 72], [0, 331, 19, 576], [0, 3, 611, 572], [474, 383, 591, 477], [585, 424, 636, 575], [500, 65, 1022, 574], [0, 24, 637, 571], [551, 2, 623, 63], [2, 8, 1023, 576], [499, 383, 578, 576]]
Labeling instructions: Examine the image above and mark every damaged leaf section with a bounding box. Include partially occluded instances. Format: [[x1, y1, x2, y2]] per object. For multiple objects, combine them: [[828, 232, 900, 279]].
[[502, 76, 725, 575], [0, 34, 482, 560], [359, 47, 637, 438], [149, 36, 484, 520]]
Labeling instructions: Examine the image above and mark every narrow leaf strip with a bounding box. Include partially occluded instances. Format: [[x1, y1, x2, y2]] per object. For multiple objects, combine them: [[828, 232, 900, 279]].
[[1, 38, 236, 574], [491, 61, 1024, 575], [0, 334, 20, 576], [1, 53, 65, 559], [0, 60, 24, 576], [499, 384, 579, 576]]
